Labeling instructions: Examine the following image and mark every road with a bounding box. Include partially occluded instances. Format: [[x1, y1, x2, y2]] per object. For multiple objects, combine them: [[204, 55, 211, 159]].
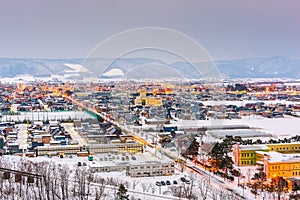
[[16, 124, 28, 150], [63, 123, 87, 146]]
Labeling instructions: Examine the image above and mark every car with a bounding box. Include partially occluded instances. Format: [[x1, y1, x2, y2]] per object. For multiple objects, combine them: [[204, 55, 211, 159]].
[[77, 162, 82, 167], [82, 162, 87, 166], [185, 180, 190, 184], [155, 181, 161, 186], [173, 180, 178, 185], [161, 181, 166, 186], [180, 177, 186, 182], [166, 180, 171, 185]]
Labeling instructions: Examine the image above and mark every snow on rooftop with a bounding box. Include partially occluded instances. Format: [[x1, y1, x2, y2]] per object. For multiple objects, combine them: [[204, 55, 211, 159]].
[[256, 151, 300, 163], [238, 145, 269, 151], [170, 115, 300, 138], [207, 129, 272, 138]]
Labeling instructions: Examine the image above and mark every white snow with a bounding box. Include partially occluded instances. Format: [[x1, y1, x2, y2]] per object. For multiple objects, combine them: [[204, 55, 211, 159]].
[[103, 68, 124, 77], [64, 63, 90, 72]]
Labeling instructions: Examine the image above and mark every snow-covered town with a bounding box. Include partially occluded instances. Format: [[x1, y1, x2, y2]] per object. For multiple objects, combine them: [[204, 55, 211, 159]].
[[0, 80, 300, 200]]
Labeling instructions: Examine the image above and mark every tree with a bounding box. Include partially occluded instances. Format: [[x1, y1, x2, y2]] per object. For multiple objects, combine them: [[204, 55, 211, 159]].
[[267, 176, 289, 200], [252, 171, 267, 191], [199, 179, 209, 200], [185, 138, 199, 156], [117, 184, 129, 200]]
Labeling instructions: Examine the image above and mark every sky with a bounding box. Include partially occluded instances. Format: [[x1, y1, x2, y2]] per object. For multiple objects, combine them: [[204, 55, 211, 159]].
[[0, 0, 299, 61]]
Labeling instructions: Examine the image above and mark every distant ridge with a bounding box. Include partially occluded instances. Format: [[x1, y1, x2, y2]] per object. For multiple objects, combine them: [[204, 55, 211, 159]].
[[0, 56, 299, 79]]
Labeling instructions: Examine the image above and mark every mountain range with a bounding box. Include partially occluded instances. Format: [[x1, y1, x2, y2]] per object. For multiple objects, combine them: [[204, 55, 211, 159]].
[[0, 56, 299, 79]]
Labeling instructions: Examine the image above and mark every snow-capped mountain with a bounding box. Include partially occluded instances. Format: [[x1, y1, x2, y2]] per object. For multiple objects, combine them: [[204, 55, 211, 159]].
[[0, 56, 299, 79]]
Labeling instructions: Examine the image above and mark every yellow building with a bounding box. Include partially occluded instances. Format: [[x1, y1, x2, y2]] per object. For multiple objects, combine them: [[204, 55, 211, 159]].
[[134, 97, 162, 106], [233, 142, 300, 191], [266, 142, 300, 153], [257, 151, 300, 179], [232, 144, 269, 166], [233, 142, 300, 167]]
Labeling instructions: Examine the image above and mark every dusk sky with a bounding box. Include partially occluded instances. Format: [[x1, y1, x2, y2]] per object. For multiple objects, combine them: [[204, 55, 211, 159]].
[[0, 0, 299, 60]]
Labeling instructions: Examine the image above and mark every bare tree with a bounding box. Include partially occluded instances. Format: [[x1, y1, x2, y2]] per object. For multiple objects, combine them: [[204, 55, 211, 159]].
[[185, 173, 196, 199], [94, 177, 107, 200], [131, 179, 139, 190], [169, 185, 185, 198], [149, 183, 156, 194], [141, 182, 148, 193], [199, 179, 209, 200]]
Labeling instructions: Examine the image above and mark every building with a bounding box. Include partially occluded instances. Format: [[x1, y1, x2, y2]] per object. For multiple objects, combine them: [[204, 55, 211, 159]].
[[266, 142, 300, 153], [87, 143, 143, 154], [233, 142, 300, 166], [232, 143, 269, 166], [233, 142, 300, 191], [259, 151, 300, 179], [144, 118, 170, 125], [135, 97, 163, 107], [90, 153, 175, 177], [36, 145, 81, 156], [126, 161, 174, 177]]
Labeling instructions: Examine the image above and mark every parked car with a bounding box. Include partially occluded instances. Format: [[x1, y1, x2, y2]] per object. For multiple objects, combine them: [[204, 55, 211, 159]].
[[180, 177, 186, 182], [155, 181, 161, 186], [166, 180, 171, 185], [173, 180, 178, 185], [161, 181, 166, 186]]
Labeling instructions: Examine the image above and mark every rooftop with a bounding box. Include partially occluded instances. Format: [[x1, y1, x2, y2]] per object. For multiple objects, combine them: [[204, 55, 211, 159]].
[[256, 151, 300, 163], [238, 144, 269, 151], [90, 152, 173, 168]]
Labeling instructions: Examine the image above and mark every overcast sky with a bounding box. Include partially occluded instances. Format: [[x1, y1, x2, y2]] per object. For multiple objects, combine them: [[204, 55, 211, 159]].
[[0, 0, 299, 60]]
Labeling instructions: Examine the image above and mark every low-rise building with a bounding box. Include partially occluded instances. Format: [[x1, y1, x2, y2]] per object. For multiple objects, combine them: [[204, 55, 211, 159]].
[[233, 142, 300, 167], [36, 145, 81, 156], [260, 151, 300, 178], [232, 143, 269, 166], [87, 143, 143, 154], [90, 153, 175, 177]]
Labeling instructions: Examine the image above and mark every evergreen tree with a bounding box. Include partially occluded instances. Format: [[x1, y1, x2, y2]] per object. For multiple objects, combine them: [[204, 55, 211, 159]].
[[117, 184, 129, 200]]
